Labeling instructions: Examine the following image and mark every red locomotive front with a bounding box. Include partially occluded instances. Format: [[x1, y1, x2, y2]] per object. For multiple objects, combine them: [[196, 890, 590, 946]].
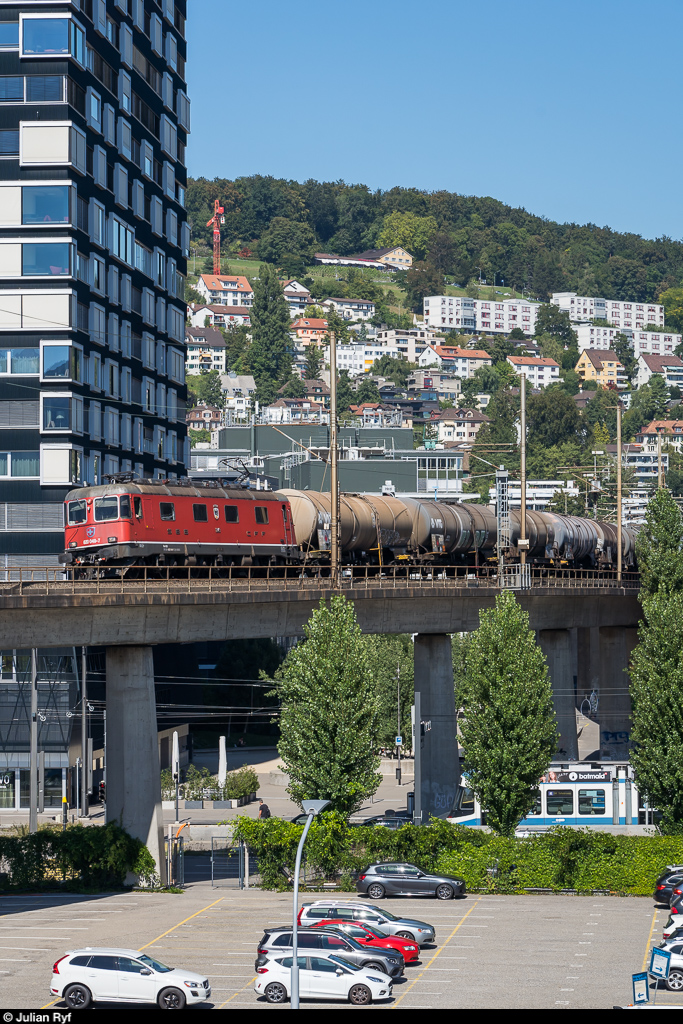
[[61, 481, 300, 568]]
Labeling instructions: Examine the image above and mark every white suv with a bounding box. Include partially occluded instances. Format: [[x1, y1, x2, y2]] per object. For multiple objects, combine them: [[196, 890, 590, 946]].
[[50, 947, 211, 1009]]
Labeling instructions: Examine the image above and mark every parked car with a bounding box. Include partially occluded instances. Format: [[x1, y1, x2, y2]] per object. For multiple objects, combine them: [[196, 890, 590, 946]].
[[256, 927, 403, 979], [254, 952, 393, 1005], [654, 940, 683, 992], [354, 815, 412, 830], [356, 862, 466, 900], [663, 912, 683, 941], [298, 900, 436, 946], [654, 867, 683, 905], [49, 948, 211, 1009], [309, 920, 420, 963]]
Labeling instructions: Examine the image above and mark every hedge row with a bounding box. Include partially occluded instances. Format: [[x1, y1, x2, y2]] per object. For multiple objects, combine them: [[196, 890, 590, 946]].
[[231, 815, 683, 895], [0, 823, 156, 891]]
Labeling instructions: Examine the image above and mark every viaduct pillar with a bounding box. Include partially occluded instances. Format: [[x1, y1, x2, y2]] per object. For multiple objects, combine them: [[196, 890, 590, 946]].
[[537, 630, 578, 760], [413, 634, 459, 821], [598, 627, 637, 760], [106, 646, 166, 884]]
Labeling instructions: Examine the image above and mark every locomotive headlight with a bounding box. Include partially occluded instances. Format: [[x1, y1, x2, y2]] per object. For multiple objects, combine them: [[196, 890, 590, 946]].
[[108, 536, 117, 543], [69, 541, 77, 548]]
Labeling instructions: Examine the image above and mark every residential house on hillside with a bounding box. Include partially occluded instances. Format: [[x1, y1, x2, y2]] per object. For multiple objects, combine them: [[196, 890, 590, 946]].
[[185, 328, 227, 376], [348, 403, 403, 427], [278, 379, 331, 409], [375, 327, 437, 362], [575, 350, 627, 389], [434, 408, 490, 444], [575, 323, 682, 356], [321, 297, 375, 321], [636, 420, 683, 455], [187, 406, 223, 432], [188, 303, 251, 329], [423, 296, 539, 335], [419, 345, 493, 377], [635, 353, 683, 390], [196, 274, 254, 307], [314, 247, 413, 271], [551, 292, 665, 328], [220, 372, 256, 422], [291, 318, 328, 345], [327, 342, 400, 377], [407, 371, 462, 404], [606, 442, 669, 486], [262, 398, 329, 424], [507, 355, 560, 389], [282, 280, 311, 319]]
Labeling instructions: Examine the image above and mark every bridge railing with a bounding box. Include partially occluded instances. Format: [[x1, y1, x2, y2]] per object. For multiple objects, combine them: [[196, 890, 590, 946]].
[[0, 563, 641, 595]]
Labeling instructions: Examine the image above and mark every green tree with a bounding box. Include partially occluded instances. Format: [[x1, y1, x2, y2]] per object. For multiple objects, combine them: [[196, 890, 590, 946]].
[[249, 264, 293, 405], [355, 377, 380, 404], [372, 354, 413, 387], [534, 305, 578, 345], [622, 376, 670, 438], [404, 261, 444, 311], [376, 211, 438, 259], [526, 389, 584, 449], [324, 305, 351, 346], [458, 591, 558, 835], [612, 332, 638, 385], [187, 369, 223, 408], [336, 369, 354, 415], [271, 596, 382, 814], [546, 488, 587, 516], [303, 304, 327, 319], [280, 375, 306, 398], [257, 216, 317, 264], [304, 344, 323, 381], [659, 287, 683, 333], [222, 324, 250, 372], [630, 490, 683, 832], [189, 428, 211, 447], [364, 634, 414, 749]]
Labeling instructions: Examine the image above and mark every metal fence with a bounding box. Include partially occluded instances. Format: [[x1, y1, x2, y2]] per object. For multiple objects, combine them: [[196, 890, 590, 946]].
[[0, 563, 641, 596], [210, 838, 251, 888]]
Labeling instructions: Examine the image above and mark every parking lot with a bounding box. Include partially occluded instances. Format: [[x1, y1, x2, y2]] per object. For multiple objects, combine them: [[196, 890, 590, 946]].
[[0, 886, 680, 1010]]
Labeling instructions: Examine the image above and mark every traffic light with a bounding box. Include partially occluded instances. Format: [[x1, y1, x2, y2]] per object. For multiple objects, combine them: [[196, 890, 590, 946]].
[[98, 780, 105, 803]]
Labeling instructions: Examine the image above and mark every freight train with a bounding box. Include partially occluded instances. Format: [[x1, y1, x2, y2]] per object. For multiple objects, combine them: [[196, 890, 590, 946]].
[[60, 479, 638, 572]]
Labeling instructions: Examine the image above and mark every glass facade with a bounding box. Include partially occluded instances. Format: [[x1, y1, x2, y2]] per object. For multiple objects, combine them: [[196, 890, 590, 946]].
[[23, 185, 70, 225]]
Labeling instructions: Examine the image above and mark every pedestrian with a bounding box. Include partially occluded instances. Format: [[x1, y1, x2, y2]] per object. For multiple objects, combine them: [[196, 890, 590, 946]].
[[258, 798, 271, 819]]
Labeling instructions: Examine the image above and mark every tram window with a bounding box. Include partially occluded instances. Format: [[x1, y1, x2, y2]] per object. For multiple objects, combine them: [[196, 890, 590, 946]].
[[255, 506, 269, 524], [159, 502, 175, 521], [94, 496, 119, 522], [546, 790, 573, 815], [133, 496, 143, 519], [192, 503, 208, 522], [67, 499, 87, 525], [119, 495, 132, 519], [224, 505, 239, 523], [528, 790, 542, 815], [578, 788, 606, 815], [459, 787, 475, 813]]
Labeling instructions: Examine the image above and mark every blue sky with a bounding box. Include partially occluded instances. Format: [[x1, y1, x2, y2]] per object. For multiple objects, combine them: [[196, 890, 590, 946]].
[[186, 0, 680, 240]]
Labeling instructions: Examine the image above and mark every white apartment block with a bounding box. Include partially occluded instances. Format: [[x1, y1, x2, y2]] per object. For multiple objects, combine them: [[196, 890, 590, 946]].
[[185, 328, 226, 376], [419, 345, 493, 377], [551, 292, 664, 328], [507, 355, 560, 388], [196, 274, 254, 307], [375, 328, 437, 362], [423, 296, 540, 334], [323, 342, 400, 377], [322, 297, 375, 321], [575, 323, 682, 356]]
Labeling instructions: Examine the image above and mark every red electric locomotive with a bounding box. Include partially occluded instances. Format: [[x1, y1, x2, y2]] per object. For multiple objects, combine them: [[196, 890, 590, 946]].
[[60, 480, 301, 569]]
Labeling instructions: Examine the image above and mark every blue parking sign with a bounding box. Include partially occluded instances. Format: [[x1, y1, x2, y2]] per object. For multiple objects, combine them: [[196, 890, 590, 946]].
[[632, 972, 649, 1004], [649, 947, 671, 981]]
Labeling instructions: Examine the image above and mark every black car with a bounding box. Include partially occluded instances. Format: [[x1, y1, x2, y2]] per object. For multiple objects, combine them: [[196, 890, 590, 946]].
[[356, 862, 466, 900], [654, 866, 683, 905], [255, 927, 404, 979], [354, 815, 413, 830]]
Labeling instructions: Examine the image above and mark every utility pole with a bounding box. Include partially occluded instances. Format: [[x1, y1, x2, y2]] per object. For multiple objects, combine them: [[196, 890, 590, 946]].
[[329, 322, 339, 584], [81, 646, 89, 818], [617, 401, 622, 582], [29, 649, 37, 833], [657, 426, 664, 489], [396, 663, 401, 786], [519, 373, 527, 566]]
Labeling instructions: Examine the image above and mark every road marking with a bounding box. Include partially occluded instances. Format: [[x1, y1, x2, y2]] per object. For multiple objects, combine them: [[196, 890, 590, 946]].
[[642, 908, 659, 971], [391, 897, 483, 1009], [217, 975, 257, 1007], [137, 896, 225, 951]]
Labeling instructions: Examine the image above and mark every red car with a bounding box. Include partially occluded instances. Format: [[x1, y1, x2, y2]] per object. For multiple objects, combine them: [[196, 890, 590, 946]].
[[311, 920, 420, 964]]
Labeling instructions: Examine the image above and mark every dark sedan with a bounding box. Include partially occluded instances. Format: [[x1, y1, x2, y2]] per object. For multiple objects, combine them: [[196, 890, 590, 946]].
[[654, 867, 683, 905], [356, 862, 466, 900]]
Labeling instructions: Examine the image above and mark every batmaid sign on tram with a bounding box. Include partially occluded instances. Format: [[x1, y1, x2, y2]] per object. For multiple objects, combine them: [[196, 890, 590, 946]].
[[448, 764, 640, 828]]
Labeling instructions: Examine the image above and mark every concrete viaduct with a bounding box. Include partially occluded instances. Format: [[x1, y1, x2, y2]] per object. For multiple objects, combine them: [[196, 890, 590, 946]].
[[0, 573, 641, 880]]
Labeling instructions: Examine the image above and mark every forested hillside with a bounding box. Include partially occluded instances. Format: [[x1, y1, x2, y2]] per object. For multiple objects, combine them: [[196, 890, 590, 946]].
[[187, 175, 683, 303]]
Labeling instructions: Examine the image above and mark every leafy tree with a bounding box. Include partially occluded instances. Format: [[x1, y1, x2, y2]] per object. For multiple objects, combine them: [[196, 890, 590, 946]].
[[186, 284, 203, 305], [526, 439, 585, 481], [557, 369, 581, 395], [187, 369, 223, 408], [508, 327, 526, 341], [189, 428, 211, 447], [376, 211, 438, 259], [222, 324, 250, 372], [666, 446, 683, 496], [304, 344, 323, 380], [534, 305, 578, 345], [303, 304, 327, 319], [458, 591, 558, 835], [249, 264, 293, 405], [257, 217, 317, 264], [372, 354, 414, 387], [336, 369, 354, 415], [354, 377, 381, 404], [623, 376, 670, 438], [271, 596, 382, 814], [324, 305, 351, 346], [426, 231, 456, 274], [660, 287, 683, 334], [526, 389, 584, 449], [404, 261, 444, 311], [612, 332, 638, 385], [535, 332, 564, 366], [546, 488, 588, 516], [593, 421, 611, 448], [630, 491, 683, 832], [280, 375, 307, 398]]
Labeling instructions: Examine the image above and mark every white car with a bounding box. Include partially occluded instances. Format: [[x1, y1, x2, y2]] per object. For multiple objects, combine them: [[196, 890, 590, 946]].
[[50, 947, 211, 1009], [254, 952, 393, 1005]]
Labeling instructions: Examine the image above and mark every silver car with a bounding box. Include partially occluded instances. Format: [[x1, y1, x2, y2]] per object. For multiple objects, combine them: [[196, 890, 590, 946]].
[[256, 927, 404, 979], [299, 900, 436, 946]]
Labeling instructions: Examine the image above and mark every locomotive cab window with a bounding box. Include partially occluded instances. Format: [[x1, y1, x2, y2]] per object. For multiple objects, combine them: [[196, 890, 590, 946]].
[[255, 506, 269, 524], [160, 502, 175, 521], [119, 495, 132, 519], [67, 499, 86, 525], [94, 496, 119, 522], [224, 505, 238, 523], [192, 503, 208, 522], [133, 496, 143, 519]]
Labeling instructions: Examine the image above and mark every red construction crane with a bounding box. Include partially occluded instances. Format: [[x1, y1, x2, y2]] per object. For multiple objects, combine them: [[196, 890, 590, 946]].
[[206, 199, 225, 276]]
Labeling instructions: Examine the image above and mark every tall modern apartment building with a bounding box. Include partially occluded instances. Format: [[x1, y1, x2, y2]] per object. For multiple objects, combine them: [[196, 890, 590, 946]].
[[0, 0, 190, 574]]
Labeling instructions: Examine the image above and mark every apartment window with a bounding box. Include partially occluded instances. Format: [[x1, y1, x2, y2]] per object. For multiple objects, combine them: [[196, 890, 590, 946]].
[[103, 102, 115, 144], [22, 242, 72, 277], [142, 333, 154, 368], [89, 303, 105, 346], [132, 179, 145, 220], [89, 400, 101, 440], [90, 200, 105, 246], [0, 451, 39, 478], [150, 195, 163, 236], [107, 265, 119, 305], [87, 87, 101, 131], [20, 122, 86, 173], [21, 17, 84, 63], [120, 320, 131, 358], [41, 393, 82, 433], [121, 367, 131, 403], [41, 342, 82, 382], [0, 348, 39, 375], [114, 164, 128, 208], [40, 445, 82, 486], [160, 115, 176, 160], [119, 71, 131, 114], [141, 140, 153, 180], [117, 117, 132, 161], [108, 312, 119, 351], [0, 23, 19, 49], [0, 76, 24, 101], [91, 254, 105, 294], [93, 144, 107, 188], [0, 130, 19, 156], [110, 218, 133, 264]]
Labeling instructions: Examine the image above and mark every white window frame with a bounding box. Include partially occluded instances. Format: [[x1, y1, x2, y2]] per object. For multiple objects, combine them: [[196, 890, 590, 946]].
[[40, 391, 82, 435], [39, 339, 82, 384]]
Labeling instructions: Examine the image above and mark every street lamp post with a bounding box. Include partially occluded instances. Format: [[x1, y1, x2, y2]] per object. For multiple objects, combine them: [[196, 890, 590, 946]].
[[291, 799, 330, 1009]]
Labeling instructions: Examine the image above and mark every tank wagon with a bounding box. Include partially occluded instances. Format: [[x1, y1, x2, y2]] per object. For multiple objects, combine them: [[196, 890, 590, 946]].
[[61, 481, 637, 571]]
